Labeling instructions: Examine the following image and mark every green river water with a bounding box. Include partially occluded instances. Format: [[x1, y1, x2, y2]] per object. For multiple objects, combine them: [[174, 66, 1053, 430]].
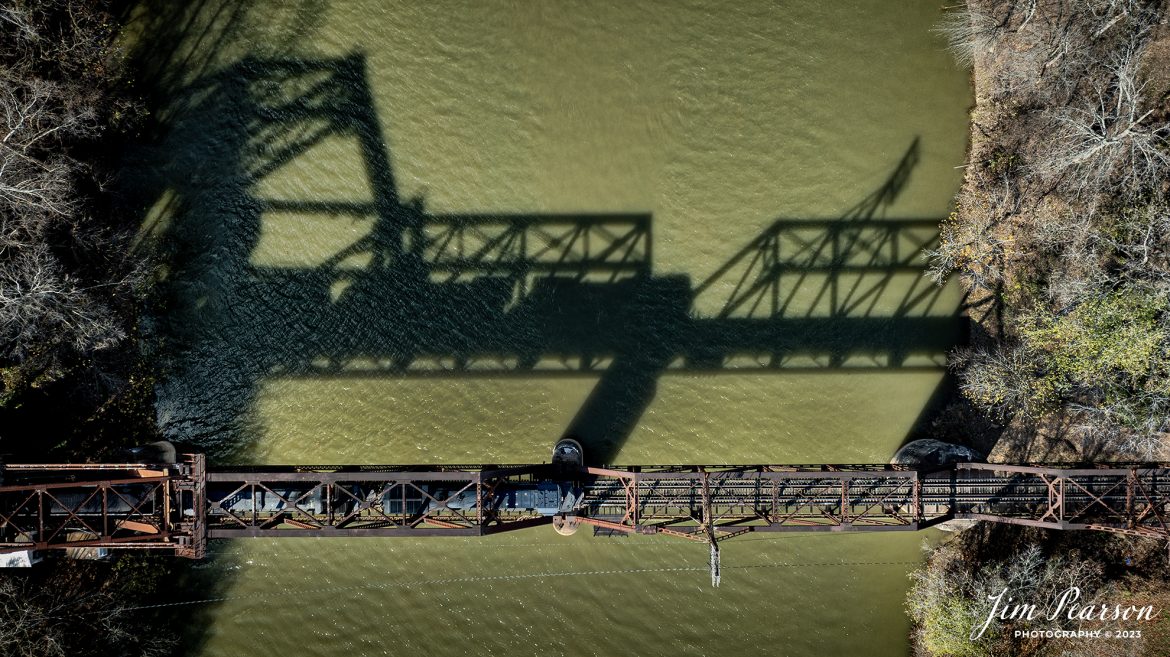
[[122, 1, 972, 655]]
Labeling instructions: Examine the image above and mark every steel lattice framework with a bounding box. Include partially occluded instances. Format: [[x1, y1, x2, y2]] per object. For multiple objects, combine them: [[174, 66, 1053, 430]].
[[4, 459, 1170, 561], [0, 455, 206, 558], [202, 464, 559, 539]]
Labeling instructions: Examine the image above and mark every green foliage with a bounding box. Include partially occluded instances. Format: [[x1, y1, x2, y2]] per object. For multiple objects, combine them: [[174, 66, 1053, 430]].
[[908, 542, 1107, 657], [1021, 289, 1168, 389], [1010, 289, 1170, 438], [959, 287, 1170, 442], [955, 197, 1170, 450], [908, 544, 1000, 657], [984, 148, 1019, 176], [920, 598, 990, 657], [939, 0, 1170, 456]]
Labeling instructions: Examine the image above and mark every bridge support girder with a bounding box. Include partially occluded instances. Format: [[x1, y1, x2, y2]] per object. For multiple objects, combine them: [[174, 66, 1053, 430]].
[[5, 458, 1170, 566]]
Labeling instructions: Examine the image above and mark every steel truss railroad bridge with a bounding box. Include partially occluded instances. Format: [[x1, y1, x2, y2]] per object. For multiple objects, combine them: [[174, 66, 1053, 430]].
[[4, 445, 1170, 584]]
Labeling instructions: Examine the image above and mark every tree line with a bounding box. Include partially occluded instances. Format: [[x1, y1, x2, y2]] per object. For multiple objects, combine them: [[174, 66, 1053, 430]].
[[909, 2, 1170, 655], [930, 0, 1170, 458], [1, 3, 173, 656], [1, 0, 152, 451]]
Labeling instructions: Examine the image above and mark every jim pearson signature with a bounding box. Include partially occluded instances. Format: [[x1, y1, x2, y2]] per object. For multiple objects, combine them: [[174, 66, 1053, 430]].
[[971, 587, 1157, 641]]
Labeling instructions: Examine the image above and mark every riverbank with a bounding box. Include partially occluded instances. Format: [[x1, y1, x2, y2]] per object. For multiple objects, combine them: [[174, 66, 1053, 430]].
[[909, 1, 1170, 654], [0, 2, 186, 655], [910, 525, 1170, 656], [0, 0, 157, 461], [932, 0, 1169, 463]]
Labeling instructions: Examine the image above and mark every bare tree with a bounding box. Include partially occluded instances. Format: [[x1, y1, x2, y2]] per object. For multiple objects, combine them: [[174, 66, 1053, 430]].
[[934, 4, 1006, 68], [0, 65, 136, 378], [1036, 37, 1170, 194], [1099, 201, 1170, 289], [927, 170, 1019, 290], [909, 541, 1111, 656], [0, 242, 125, 358], [0, 568, 171, 657], [1072, 391, 1170, 458], [952, 343, 1045, 419], [0, 2, 167, 650]]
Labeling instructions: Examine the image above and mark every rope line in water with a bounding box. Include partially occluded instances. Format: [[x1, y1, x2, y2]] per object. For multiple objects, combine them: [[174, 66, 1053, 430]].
[[106, 560, 921, 613], [199, 533, 912, 553]]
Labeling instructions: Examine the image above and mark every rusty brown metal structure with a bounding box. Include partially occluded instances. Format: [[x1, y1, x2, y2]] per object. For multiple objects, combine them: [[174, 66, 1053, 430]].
[[575, 463, 1170, 540], [202, 464, 559, 539], [948, 463, 1170, 539], [3, 458, 1170, 561], [0, 454, 206, 558]]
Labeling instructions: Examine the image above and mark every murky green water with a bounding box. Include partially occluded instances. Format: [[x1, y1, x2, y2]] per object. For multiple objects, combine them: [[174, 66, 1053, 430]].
[[123, 1, 970, 655]]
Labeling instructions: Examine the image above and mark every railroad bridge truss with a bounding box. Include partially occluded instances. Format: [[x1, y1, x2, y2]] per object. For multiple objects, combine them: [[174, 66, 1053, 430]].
[[4, 451, 1170, 574]]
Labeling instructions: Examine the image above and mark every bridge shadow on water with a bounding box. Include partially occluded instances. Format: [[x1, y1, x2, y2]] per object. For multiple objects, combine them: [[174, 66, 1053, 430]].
[[108, 6, 973, 649], [125, 52, 966, 467]]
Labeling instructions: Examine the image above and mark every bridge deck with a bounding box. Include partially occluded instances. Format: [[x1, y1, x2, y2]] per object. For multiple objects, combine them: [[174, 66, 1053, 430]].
[[3, 458, 1169, 558]]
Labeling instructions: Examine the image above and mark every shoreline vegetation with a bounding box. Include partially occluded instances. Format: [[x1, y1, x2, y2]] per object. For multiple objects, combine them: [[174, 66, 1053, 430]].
[[931, 0, 1170, 461], [0, 2, 181, 656], [909, 0, 1170, 655], [0, 0, 154, 461]]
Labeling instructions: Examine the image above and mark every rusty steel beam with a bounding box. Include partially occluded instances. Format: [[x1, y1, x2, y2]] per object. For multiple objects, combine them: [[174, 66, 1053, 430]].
[[5, 458, 1170, 559], [208, 527, 483, 538], [206, 471, 487, 483], [0, 460, 201, 558]]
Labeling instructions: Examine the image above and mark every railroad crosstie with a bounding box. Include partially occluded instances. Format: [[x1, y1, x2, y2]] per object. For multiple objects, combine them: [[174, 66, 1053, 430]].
[[4, 452, 1170, 563]]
